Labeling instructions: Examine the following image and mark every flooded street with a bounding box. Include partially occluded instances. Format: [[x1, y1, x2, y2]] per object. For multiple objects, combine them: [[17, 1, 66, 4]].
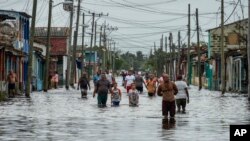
[[0, 77, 250, 141]]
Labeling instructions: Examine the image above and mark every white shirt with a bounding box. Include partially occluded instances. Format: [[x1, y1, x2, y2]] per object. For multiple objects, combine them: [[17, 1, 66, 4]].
[[106, 73, 113, 84], [125, 75, 135, 86], [175, 81, 188, 99]]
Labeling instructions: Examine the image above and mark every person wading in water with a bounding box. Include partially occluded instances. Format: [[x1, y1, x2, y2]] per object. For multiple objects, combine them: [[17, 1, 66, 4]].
[[7, 70, 17, 98], [157, 74, 178, 120], [134, 72, 146, 94], [175, 75, 189, 113], [124, 70, 135, 94], [78, 72, 91, 98], [146, 75, 157, 97], [93, 74, 112, 107], [128, 83, 139, 107], [111, 82, 122, 106]]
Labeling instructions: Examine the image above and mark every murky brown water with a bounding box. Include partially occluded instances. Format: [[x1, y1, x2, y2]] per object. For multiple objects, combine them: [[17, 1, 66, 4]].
[[1, 78, 250, 141]]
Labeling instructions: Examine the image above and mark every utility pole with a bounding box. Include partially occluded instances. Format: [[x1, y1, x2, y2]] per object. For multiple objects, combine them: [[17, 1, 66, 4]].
[[109, 40, 112, 67], [160, 34, 163, 51], [165, 36, 168, 74], [165, 36, 168, 52], [99, 25, 103, 71], [187, 4, 191, 86], [88, 13, 95, 78], [160, 34, 164, 75], [70, 0, 81, 88], [81, 12, 85, 74], [221, 0, 226, 94], [66, 8, 73, 90], [107, 39, 110, 70], [169, 33, 173, 80], [103, 22, 107, 70], [25, 0, 37, 97], [93, 21, 97, 74], [94, 21, 97, 47], [154, 42, 157, 76], [196, 8, 202, 90], [99, 25, 102, 47], [248, 0, 250, 100], [43, 0, 53, 92], [172, 34, 176, 81], [112, 43, 116, 74], [177, 31, 181, 75]]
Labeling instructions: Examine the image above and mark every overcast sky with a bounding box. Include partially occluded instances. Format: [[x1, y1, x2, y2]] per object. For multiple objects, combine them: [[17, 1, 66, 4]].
[[0, 0, 248, 54]]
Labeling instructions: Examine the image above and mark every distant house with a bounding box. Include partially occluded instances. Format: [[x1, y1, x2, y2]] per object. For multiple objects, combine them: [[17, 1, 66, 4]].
[[207, 19, 248, 92], [33, 39, 46, 91], [0, 10, 31, 93], [34, 27, 69, 86], [75, 45, 98, 78]]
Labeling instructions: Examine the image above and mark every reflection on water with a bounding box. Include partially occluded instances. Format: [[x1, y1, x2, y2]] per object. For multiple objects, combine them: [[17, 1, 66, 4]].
[[0, 82, 250, 141], [162, 118, 176, 130]]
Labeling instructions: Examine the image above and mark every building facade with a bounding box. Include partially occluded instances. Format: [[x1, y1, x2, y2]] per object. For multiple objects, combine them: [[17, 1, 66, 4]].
[[0, 10, 30, 93], [35, 27, 69, 86], [207, 19, 248, 93]]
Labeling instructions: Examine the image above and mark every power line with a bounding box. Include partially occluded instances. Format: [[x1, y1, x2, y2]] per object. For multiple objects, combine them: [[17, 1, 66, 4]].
[[224, 0, 240, 24]]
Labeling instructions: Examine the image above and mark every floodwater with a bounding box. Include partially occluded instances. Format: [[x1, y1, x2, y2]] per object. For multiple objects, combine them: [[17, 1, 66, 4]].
[[0, 78, 250, 141]]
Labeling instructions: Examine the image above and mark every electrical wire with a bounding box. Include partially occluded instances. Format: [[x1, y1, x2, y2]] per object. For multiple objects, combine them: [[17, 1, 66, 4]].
[[224, 0, 240, 24]]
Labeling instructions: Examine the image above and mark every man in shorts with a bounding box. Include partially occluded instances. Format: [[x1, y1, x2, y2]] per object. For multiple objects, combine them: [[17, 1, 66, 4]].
[[157, 74, 178, 119], [7, 70, 17, 98], [134, 72, 146, 94]]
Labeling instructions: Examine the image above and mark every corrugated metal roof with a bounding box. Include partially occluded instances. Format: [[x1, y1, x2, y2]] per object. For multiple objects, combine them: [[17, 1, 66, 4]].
[[207, 18, 248, 32], [34, 27, 69, 37], [0, 10, 31, 18]]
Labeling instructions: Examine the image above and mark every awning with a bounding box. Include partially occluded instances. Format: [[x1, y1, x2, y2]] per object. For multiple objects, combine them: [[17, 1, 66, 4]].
[[4, 46, 26, 57]]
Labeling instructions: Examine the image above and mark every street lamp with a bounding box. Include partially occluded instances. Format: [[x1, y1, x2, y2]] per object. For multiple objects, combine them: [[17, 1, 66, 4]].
[[64, 0, 74, 90], [63, 0, 73, 11], [102, 48, 107, 70]]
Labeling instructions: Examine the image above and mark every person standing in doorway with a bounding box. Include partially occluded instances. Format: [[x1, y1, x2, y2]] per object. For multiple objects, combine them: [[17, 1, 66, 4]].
[[124, 70, 135, 93], [78, 72, 91, 98], [52, 71, 59, 89], [93, 74, 112, 107], [175, 75, 189, 113], [157, 74, 178, 119], [7, 70, 17, 98]]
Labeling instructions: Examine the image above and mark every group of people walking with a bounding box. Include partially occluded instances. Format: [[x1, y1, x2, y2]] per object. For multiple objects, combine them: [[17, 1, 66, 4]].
[[6, 68, 189, 121], [77, 69, 190, 121]]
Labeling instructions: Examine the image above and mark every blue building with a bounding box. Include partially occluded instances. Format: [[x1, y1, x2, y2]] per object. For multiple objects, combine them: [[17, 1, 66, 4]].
[[0, 10, 31, 93]]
